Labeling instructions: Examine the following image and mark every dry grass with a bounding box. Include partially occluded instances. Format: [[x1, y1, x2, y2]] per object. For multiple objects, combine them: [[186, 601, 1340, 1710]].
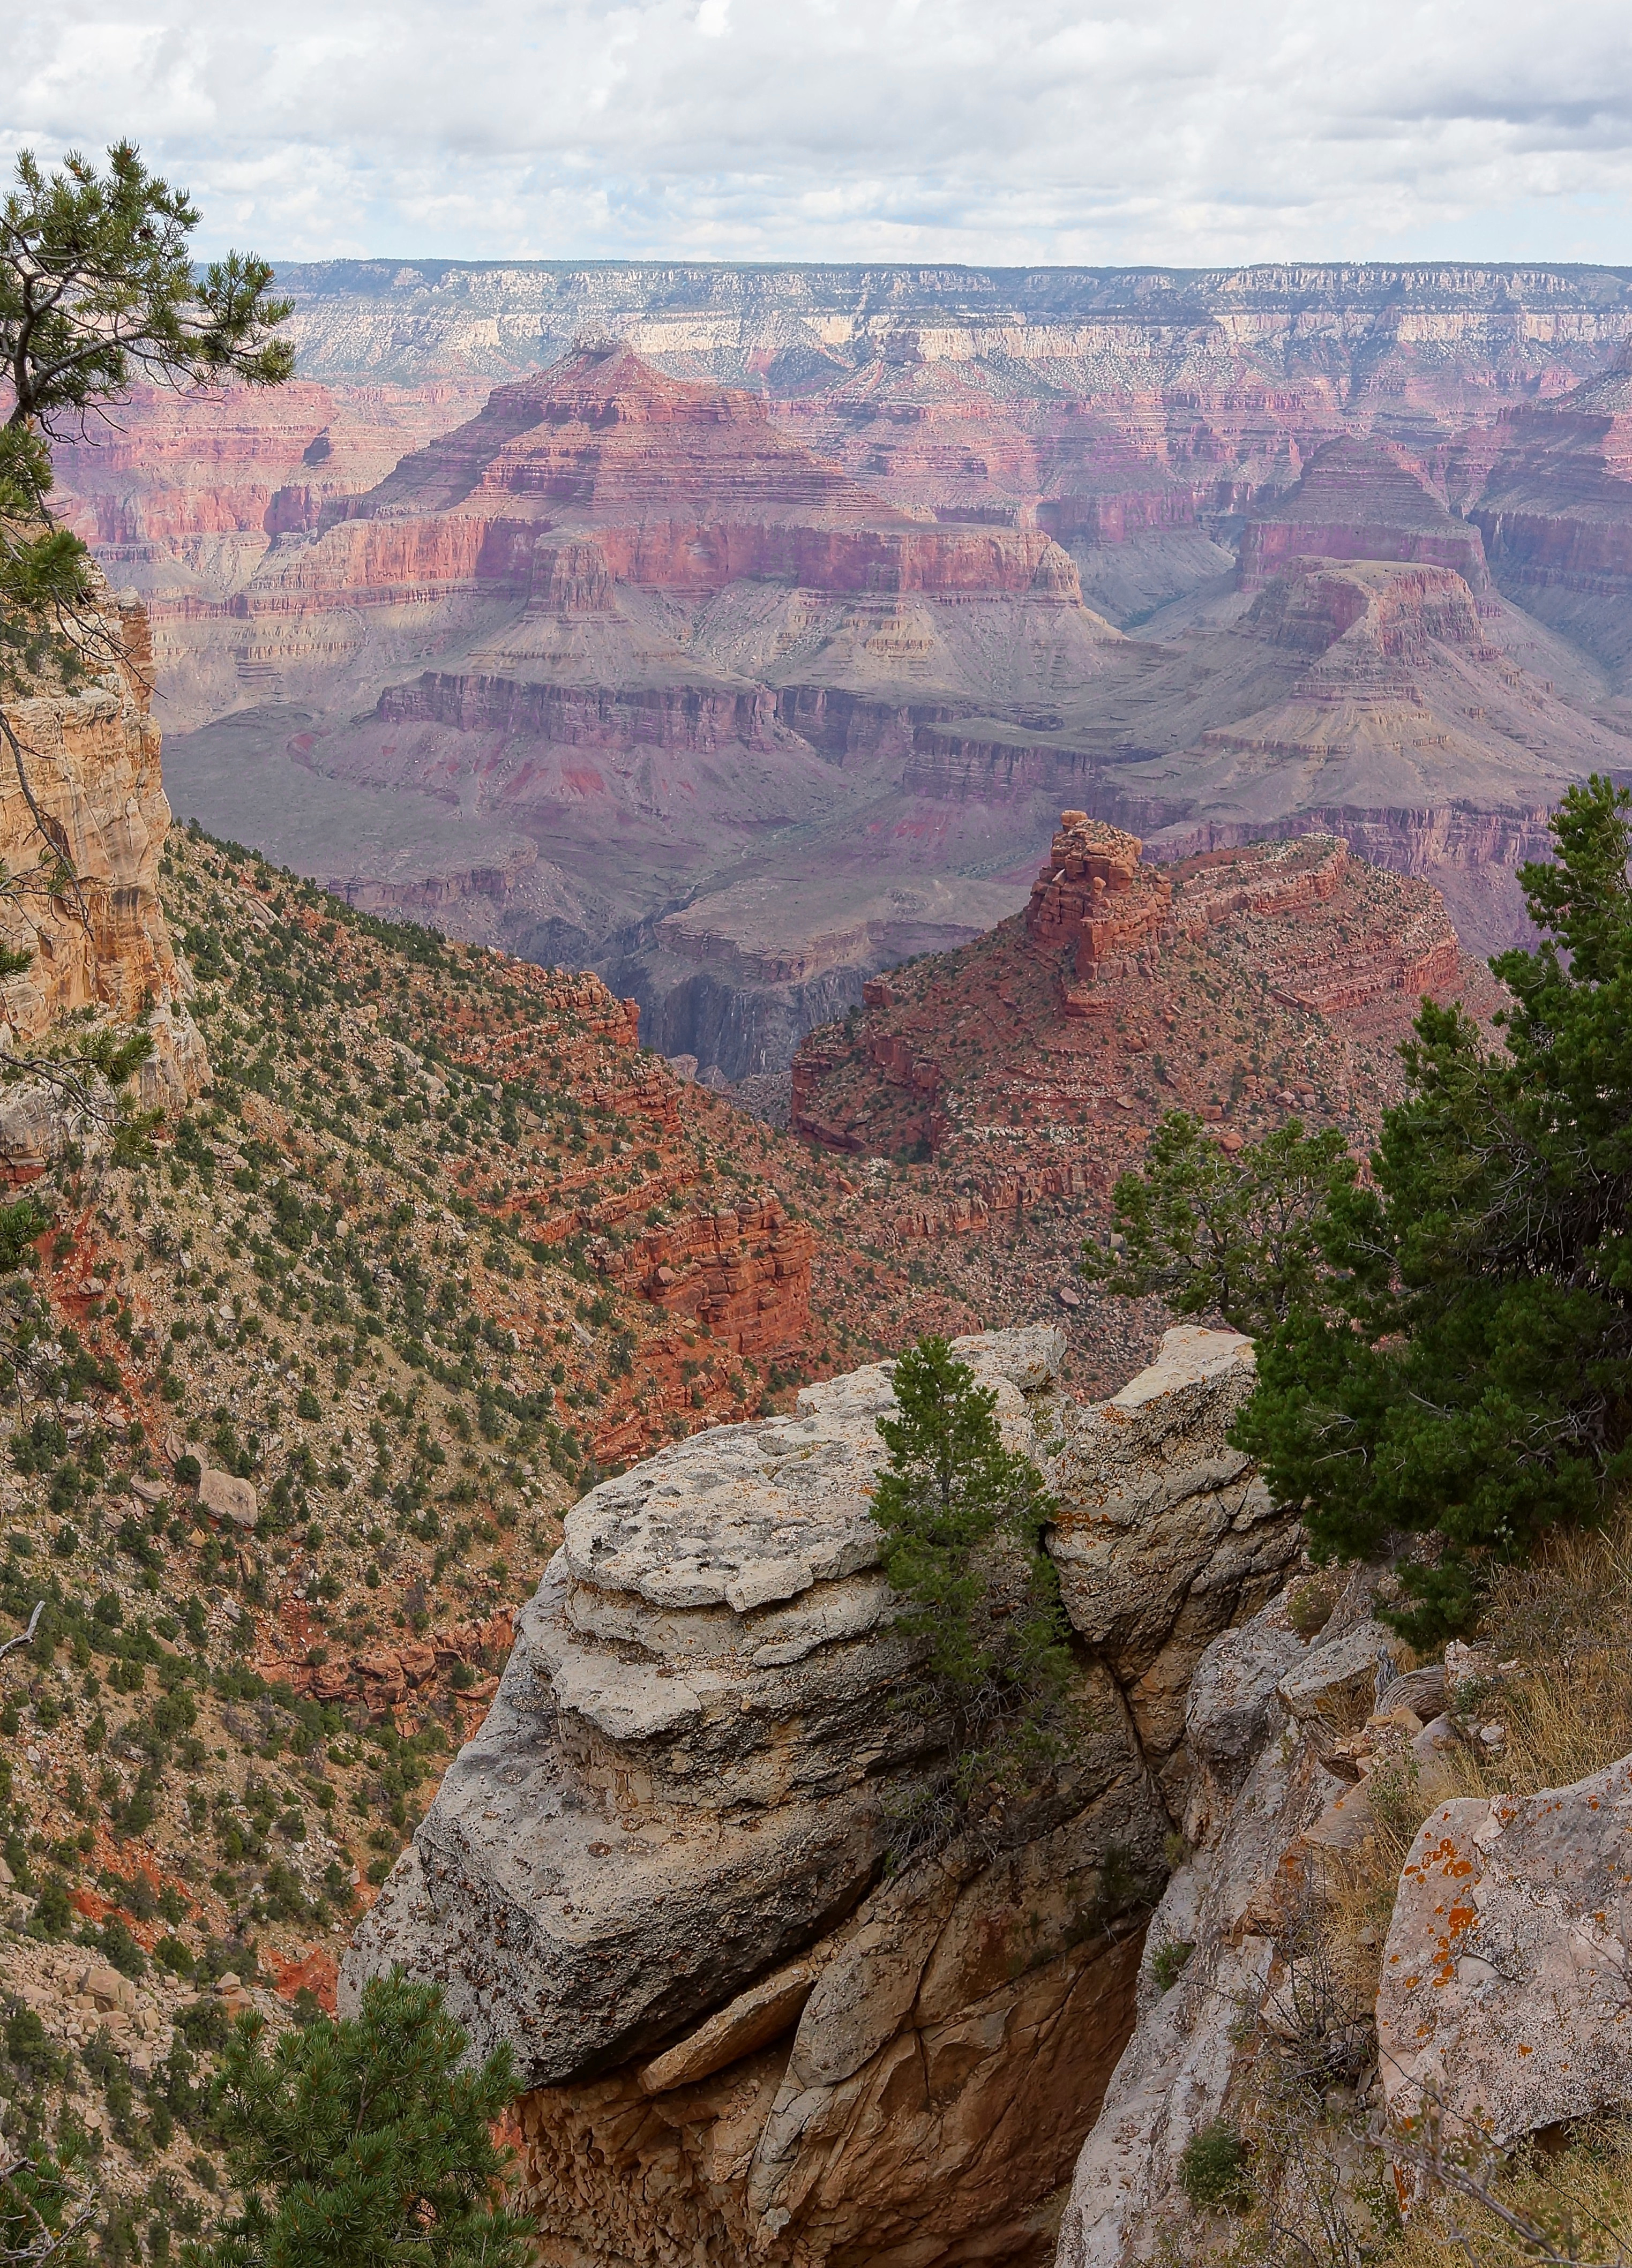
[[1385, 2121, 1632, 2268], [1447, 1515, 1632, 1803]]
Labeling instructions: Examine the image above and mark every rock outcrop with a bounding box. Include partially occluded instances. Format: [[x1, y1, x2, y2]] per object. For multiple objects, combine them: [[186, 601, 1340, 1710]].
[[343, 1323, 1303, 2266], [791, 811, 1485, 1187], [1024, 816, 1172, 990], [0, 588, 208, 1169], [1053, 1566, 1416, 2268], [1377, 1755, 1632, 2152]]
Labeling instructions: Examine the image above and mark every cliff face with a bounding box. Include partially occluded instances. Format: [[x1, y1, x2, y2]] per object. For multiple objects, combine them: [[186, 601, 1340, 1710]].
[[1239, 435, 1489, 590], [1459, 347, 1632, 688], [0, 590, 209, 1168], [343, 1323, 1301, 2267]]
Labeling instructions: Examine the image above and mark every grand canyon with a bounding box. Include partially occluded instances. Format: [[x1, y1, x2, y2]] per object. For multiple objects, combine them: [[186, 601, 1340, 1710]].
[[12, 245, 1632, 2268], [54, 261, 1632, 1078]]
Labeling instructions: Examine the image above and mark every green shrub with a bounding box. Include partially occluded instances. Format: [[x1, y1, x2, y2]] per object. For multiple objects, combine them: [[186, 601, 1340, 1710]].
[[1178, 2119, 1249, 2211], [869, 1337, 1073, 1861], [184, 1971, 529, 2268]]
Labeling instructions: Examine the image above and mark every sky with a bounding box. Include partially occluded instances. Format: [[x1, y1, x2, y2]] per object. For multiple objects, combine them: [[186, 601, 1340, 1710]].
[[9, 0, 1632, 268]]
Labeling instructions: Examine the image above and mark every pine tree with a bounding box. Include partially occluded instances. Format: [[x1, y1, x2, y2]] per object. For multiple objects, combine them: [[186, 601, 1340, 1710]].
[[871, 1337, 1073, 1859], [0, 2144, 95, 2267], [1236, 776, 1632, 1641], [1082, 1111, 1359, 1337], [185, 1973, 529, 2268], [2, 140, 290, 723]]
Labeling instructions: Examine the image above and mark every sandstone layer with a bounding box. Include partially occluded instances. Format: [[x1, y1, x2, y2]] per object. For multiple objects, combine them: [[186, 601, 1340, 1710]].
[[343, 1323, 1303, 2266], [0, 588, 209, 1168]]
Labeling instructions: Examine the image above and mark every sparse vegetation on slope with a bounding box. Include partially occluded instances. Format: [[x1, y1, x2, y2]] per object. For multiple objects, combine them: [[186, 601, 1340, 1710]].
[[0, 823, 938, 2253]]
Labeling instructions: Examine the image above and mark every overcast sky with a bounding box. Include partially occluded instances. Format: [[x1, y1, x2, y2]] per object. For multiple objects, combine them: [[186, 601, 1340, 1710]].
[[10, 0, 1632, 268]]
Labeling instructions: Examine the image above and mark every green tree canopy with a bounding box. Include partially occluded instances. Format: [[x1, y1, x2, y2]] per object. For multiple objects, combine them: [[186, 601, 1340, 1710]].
[[1082, 1110, 1360, 1338], [2, 140, 291, 699], [871, 1336, 1073, 1857], [1229, 776, 1632, 1641], [185, 1972, 529, 2268], [0, 2143, 94, 2267]]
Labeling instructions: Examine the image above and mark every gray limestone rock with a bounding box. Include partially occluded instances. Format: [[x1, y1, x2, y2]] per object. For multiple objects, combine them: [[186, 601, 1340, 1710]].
[[341, 1327, 1072, 2086], [1186, 1613, 1306, 1776], [1379, 1753, 1632, 2152], [343, 1320, 1298, 2267], [1047, 1327, 1303, 1777]]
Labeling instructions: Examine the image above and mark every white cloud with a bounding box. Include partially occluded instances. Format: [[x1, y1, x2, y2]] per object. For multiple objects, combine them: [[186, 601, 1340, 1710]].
[[8, 0, 1632, 263]]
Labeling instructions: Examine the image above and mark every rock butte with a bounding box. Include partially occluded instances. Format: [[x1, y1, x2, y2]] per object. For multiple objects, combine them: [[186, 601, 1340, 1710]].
[[54, 265, 1632, 1076], [344, 1322, 1304, 2265], [789, 812, 1484, 1223]]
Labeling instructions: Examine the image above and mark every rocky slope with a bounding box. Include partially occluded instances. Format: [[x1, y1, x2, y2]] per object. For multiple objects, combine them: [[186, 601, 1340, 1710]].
[[1050, 1504, 1632, 2268], [345, 1320, 1301, 2266], [789, 815, 1496, 1305], [0, 809, 1071, 2247]]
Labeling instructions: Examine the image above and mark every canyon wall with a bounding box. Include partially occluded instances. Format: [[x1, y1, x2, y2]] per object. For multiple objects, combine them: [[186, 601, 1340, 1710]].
[[51, 269, 1632, 1075], [343, 1323, 1301, 2267]]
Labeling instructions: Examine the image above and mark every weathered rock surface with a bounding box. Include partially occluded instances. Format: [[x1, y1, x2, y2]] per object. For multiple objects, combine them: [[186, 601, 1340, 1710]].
[[1047, 1327, 1302, 1787], [343, 1321, 1300, 2266], [0, 587, 208, 1170], [1053, 1565, 1398, 2268], [197, 1469, 258, 1530], [1377, 1754, 1632, 2152]]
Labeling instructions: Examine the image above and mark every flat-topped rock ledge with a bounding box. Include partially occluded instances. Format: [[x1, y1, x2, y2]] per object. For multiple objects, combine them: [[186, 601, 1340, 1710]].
[[343, 1326, 1071, 2083], [343, 1323, 1303, 2267]]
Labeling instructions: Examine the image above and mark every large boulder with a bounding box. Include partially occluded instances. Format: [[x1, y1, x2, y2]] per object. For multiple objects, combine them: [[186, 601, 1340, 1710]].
[[1378, 1753, 1632, 2151], [1047, 1327, 1303, 1790], [345, 1324, 1294, 2268]]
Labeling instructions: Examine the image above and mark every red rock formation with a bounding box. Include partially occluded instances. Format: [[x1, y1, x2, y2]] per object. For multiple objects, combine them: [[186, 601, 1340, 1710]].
[[628, 1196, 814, 1358], [1461, 348, 1632, 666], [300, 344, 1083, 606], [792, 817, 1488, 1207], [1024, 815, 1173, 987], [51, 379, 486, 562], [1239, 436, 1489, 591]]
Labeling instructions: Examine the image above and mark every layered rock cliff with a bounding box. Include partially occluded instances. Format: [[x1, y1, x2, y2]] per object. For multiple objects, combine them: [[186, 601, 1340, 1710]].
[[343, 1323, 1302, 2266], [0, 588, 208, 1168], [61, 272, 1632, 1073]]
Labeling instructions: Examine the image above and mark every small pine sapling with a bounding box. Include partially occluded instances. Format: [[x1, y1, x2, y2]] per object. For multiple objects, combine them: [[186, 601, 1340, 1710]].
[[870, 1336, 1075, 1861]]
